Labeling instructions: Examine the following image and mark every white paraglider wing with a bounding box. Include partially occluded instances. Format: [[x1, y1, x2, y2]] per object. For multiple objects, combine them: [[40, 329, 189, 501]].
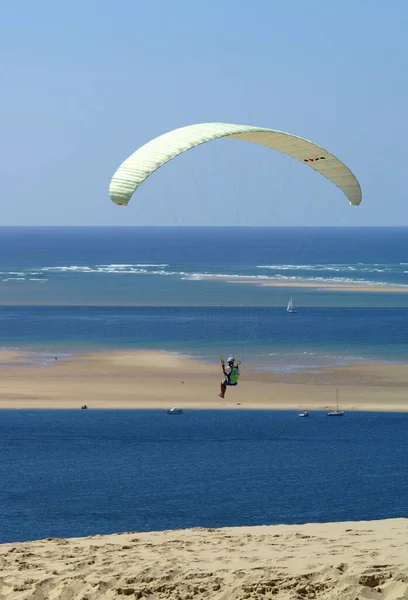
[[109, 122, 362, 207]]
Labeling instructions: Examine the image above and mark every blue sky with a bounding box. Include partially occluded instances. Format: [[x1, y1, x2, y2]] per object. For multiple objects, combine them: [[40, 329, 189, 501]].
[[1, 0, 407, 226]]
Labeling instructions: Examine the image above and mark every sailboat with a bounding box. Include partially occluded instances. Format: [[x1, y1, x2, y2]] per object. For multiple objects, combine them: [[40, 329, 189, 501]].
[[287, 297, 296, 313], [327, 388, 345, 416]]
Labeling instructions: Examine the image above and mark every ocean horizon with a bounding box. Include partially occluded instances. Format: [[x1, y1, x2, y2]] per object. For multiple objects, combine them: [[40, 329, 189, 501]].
[[1, 226, 408, 370], [2, 226, 408, 305]]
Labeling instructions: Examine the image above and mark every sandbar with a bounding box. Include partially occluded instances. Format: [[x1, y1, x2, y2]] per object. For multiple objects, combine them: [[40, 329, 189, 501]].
[[0, 349, 408, 411], [215, 276, 408, 293]]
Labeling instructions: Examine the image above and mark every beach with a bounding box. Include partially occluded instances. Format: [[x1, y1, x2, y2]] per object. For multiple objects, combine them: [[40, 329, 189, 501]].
[[1, 518, 408, 599], [1, 349, 408, 411]]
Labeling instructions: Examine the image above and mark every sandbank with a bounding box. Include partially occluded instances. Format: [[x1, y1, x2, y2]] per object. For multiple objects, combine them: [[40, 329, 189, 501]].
[[1, 518, 408, 598], [0, 349, 408, 411], [261, 280, 408, 293], [216, 276, 408, 293]]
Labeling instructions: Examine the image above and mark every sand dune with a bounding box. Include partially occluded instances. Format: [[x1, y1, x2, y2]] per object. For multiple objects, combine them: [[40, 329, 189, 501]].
[[1, 519, 408, 599]]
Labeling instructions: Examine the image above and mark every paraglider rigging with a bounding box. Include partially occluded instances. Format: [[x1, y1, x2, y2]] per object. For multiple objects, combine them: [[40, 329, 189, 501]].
[[108, 121, 362, 395]]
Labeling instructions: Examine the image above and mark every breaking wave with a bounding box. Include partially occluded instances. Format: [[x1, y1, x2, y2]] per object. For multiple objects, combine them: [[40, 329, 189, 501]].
[[257, 264, 403, 274], [1, 262, 408, 289]]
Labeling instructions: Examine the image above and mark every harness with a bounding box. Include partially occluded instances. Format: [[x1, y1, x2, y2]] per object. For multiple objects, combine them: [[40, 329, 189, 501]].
[[227, 366, 239, 385]]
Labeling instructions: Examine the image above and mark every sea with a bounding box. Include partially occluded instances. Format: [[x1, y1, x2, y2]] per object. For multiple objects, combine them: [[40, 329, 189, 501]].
[[1, 409, 407, 544], [1, 226, 408, 542], [2, 226, 408, 369]]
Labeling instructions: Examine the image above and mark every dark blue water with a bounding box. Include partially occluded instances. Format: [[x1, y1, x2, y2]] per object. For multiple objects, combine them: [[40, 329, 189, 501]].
[[1, 227, 408, 276], [2, 227, 408, 309], [1, 410, 407, 543]]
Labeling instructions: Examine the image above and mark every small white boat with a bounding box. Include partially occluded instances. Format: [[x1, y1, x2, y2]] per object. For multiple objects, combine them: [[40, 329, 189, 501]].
[[327, 388, 345, 416], [287, 297, 296, 313], [298, 411, 309, 417], [167, 407, 183, 414]]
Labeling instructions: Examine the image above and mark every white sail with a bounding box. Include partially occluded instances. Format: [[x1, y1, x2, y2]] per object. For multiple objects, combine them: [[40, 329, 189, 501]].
[[287, 298, 295, 313]]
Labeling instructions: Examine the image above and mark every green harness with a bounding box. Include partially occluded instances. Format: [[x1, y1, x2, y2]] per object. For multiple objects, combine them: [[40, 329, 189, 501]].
[[228, 366, 239, 385]]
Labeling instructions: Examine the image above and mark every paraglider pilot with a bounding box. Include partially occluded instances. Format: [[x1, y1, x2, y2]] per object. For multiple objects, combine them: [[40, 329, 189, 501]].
[[219, 357, 240, 398]]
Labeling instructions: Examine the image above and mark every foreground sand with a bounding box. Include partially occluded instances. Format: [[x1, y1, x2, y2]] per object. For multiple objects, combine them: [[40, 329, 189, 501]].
[[1, 350, 408, 411], [1, 519, 408, 599]]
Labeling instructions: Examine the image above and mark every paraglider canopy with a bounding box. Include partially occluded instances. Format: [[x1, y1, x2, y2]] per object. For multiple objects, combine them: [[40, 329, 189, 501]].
[[108, 122, 362, 208]]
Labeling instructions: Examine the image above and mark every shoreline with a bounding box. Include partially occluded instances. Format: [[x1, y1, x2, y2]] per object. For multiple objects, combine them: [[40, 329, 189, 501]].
[[1, 349, 408, 412]]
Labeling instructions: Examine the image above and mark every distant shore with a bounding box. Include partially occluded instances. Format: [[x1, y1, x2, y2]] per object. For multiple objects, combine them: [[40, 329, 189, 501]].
[[262, 280, 408, 293], [1, 349, 408, 411], [201, 275, 408, 293]]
